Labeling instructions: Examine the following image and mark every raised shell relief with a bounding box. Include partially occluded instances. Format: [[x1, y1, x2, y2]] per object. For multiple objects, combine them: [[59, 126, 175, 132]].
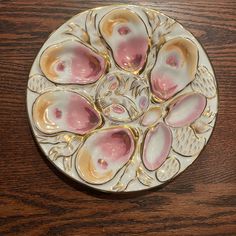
[[28, 74, 55, 93], [165, 93, 207, 128], [140, 107, 162, 127], [142, 122, 172, 171], [99, 8, 149, 73], [65, 22, 90, 43], [27, 5, 218, 192], [191, 120, 211, 134], [40, 40, 107, 85], [191, 66, 217, 99], [171, 126, 206, 156], [191, 106, 216, 134], [32, 90, 102, 135], [75, 127, 135, 184], [156, 157, 180, 182], [191, 117, 213, 134], [150, 37, 198, 101], [96, 71, 150, 122]]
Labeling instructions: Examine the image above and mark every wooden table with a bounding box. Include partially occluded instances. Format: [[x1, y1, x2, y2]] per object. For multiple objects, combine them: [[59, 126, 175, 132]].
[[1, 1, 236, 235]]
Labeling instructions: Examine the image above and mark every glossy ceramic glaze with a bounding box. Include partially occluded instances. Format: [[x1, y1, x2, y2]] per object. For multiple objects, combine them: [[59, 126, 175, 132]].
[[27, 5, 218, 192]]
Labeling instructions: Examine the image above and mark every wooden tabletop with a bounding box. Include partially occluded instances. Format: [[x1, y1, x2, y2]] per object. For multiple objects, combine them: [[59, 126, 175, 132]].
[[1, 1, 236, 235]]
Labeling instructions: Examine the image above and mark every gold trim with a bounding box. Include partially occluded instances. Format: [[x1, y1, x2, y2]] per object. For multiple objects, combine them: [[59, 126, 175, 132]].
[[75, 125, 138, 185], [39, 39, 109, 86], [26, 4, 219, 193], [31, 89, 104, 136]]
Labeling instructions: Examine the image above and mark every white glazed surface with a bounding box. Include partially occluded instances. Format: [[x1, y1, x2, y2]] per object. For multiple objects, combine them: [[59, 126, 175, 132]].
[[27, 5, 218, 192]]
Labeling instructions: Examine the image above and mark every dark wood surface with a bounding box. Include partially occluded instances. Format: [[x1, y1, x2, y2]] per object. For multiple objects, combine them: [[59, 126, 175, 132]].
[[0, 1, 236, 235]]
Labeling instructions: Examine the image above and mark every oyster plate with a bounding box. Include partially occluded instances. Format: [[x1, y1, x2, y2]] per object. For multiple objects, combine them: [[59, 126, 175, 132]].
[[27, 5, 218, 192]]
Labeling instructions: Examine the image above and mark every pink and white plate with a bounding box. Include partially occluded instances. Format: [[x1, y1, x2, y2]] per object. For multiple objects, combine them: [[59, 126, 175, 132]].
[[27, 5, 218, 192]]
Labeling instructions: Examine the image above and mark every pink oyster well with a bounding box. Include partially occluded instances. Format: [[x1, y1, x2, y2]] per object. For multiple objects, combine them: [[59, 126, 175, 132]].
[[150, 38, 198, 100], [33, 90, 102, 135], [165, 93, 206, 128], [99, 9, 149, 73], [40, 40, 106, 84], [76, 127, 135, 184], [142, 123, 172, 171]]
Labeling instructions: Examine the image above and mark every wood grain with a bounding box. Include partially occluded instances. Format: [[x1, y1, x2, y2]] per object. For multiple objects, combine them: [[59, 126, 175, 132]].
[[0, 1, 236, 235]]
